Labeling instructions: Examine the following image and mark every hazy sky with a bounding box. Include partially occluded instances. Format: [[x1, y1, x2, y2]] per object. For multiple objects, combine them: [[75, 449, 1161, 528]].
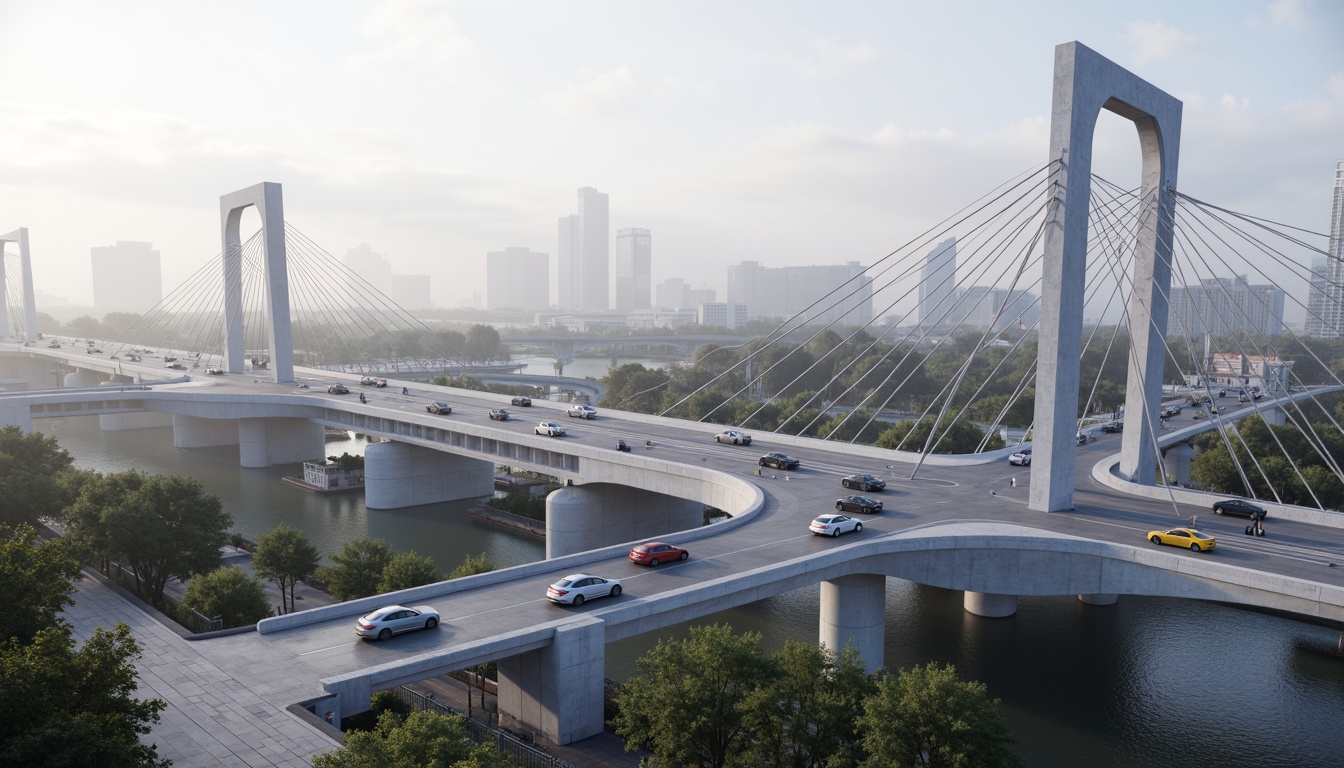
[[2, 0, 1340, 310]]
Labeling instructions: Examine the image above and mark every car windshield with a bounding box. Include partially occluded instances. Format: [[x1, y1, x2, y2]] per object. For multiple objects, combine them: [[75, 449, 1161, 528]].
[[553, 578, 575, 587]]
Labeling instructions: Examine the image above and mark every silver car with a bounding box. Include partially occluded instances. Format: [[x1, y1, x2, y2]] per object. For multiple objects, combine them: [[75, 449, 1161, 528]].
[[535, 422, 567, 436], [546, 573, 622, 606], [355, 604, 440, 640]]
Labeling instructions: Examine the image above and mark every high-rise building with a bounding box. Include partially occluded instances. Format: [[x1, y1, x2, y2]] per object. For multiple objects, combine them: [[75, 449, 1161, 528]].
[[699, 302, 748, 329], [555, 187, 611, 311], [615, 227, 651, 310], [342, 243, 432, 309], [1307, 162, 1344, 338], [655, 278, 689, 309], [688, 287, 717, 308], [1168, 276, 1286, 337], [943, 286, 1040, 330], [919, 238, 957, 328], [1306, 259, 1330, 336], [486, 247, 549, 310], [91, 241, 162, 313], [726, 261, 872, 325]]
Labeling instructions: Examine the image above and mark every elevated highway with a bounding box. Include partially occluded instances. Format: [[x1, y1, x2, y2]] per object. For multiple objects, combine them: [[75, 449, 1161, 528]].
[[5, 342, 1344, 745]]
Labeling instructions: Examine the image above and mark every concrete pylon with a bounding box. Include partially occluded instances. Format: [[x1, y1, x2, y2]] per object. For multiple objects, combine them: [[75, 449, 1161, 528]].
[[220, 183, 294, 383], [0, 228, 38, 342], [1031, 42, 1183, 512]]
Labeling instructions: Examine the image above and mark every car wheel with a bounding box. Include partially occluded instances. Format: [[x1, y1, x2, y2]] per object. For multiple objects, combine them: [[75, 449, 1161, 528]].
[[715, 436, 722, 443], [836, 502, 844, 511], [610, 585, 622, 597], [426, 617, 438, 629], [1214, 506, 1223, 515], [378, 628, 392, 641], [831, 528, 841, 537], [1150, 535, 1162, 544], [572, 594, 585, 606], [679, 551, 688, 560], [1024, 458, 1031, 466], [649, 558, 659, 567], [854, 522, 862, 532], [1190, 543, 1201, 552]]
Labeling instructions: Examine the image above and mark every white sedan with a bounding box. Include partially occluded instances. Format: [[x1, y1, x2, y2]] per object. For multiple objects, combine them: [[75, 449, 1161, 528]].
[[714, 430, 752, 445], [567, 404, 598, 419], [535, 422, 567, 437], [809, 514, 862, 537], [546, 573, 623, 606], [354, 605, 440, 640]]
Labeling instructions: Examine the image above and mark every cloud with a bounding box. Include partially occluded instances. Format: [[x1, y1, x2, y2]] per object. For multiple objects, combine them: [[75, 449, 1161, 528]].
[[1121, 20, 1200, 63], [343, 0, 475, 73], [541, 66, 640, 116], [1267, 0, 1309, 26], [798, 38, 877, 77]]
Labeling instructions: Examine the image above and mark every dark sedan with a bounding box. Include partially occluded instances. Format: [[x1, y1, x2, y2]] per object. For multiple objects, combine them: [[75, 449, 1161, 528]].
[[835, 495, 883, 514], [1212, 498, 1267, 519], [426, 401, 452, 415], [511, 396, 532, 407], [759, 453, 800, 470], [841, 474, 886, 492]]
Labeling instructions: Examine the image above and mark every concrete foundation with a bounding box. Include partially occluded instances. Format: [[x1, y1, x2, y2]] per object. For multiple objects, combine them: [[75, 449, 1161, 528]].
[[100, 411, 175, 431], [819, 574, 886, 672], [963, 591, 1017, 618], [1162, 443, 1195, 486], [239, 417, 325, 468], [364, 440, 493, 509], [1078, 593, 1118, 606], [545, 483, 704, 559], [496, 616, 605, 745], [173, 415, 240, 448]]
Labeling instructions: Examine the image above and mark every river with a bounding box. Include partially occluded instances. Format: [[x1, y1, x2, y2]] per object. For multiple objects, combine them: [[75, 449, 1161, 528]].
[[44, 413, 1344, 767]]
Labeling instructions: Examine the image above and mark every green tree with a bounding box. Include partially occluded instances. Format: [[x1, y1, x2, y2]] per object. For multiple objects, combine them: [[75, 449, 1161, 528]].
[[875, 411, 1003, 454], [313, 709, 512, 768], [0, 426, 75, 528], [464, 324, 503, 362], [253, 524, 321, 613], [858, 662, 1021, 768], [615, 624, 777, 768], [180, 565, 272, 628], [319, 536, 394, 601], [62, 314, 104, 338], [66, 471, 232, 603], [601, 363, 671, 411], [448, 551, 496, 579], [378, 551, 441, 593], [0, 524, 82, 644]]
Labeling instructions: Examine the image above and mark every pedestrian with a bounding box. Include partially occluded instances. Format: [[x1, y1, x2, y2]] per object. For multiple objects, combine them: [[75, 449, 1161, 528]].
[[1256, 519, 1265, 537], [1010, 477, 1016, 488], [1189, 514, 1199, 529]]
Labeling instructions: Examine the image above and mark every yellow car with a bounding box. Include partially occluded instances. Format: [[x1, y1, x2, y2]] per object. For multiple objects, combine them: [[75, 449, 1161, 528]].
[[1147, 527, 1216, 552]]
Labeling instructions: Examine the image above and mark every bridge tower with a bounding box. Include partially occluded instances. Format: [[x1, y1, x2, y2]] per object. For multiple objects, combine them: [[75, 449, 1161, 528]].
[[220, 183, 295, 383], [1032, 42, 1182, 512], [0, 227, 38, 342]]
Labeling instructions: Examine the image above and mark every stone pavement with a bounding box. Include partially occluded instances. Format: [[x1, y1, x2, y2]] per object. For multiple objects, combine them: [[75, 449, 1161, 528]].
[[66, 571, 337, 768]]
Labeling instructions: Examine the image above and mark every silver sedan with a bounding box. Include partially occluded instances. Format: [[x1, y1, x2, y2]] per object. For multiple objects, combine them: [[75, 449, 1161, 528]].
[[355, 605, 441, 640]]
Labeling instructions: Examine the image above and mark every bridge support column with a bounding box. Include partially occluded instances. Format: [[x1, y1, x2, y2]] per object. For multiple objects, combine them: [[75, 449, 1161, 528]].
[[963, 591, 1017, 618], [239, 417, 324, 468], [1260, 407, 1286, 426], [1162, 443, 1195, 486], [364, 441, 493, 509], [1078, 593, 1118, 606], [100, 411, 174, 431], [173, 415, 240, 448], [545, 483, 702, 559], [0, 402, 33, 432], [63, 370, 101, 388], [819, 574, 886, 672], [497, 616, 605, 745]]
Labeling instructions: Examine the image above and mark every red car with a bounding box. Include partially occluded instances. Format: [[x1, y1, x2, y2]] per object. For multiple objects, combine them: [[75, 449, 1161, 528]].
[[628, 541, 689, 566]]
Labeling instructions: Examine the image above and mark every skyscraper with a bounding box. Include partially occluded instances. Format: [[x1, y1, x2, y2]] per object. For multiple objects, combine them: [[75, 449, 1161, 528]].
[[1307, 162, 1344, 338], [726, 260, 872, 325], [1168, 276, 1286, 337], [486, 247, 549, 310], [919, 238, 957, 328], [342, 243, 431, 309], [655, 278, 689, 309], [91, 241, 162, 313], [557, 188, 610, 310], [615, 227, 651, 310]]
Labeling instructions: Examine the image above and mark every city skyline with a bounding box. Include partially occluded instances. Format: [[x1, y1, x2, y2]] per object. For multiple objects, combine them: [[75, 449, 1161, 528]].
[[1, 2, 1340, 313]]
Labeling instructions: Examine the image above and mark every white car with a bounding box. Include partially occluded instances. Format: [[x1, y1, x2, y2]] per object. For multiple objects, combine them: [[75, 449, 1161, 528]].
[[354, 604, 440, 640], [1009, 448, 1032, 466], [546, 573, 622, 606], [535, 422, 566, 436], [714, 430, 752, 445], [809, 514, 862, 537], [567, 404, 598, 419]]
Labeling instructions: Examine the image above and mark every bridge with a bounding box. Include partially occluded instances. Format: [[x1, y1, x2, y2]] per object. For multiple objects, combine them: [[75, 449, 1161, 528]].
[[3, 41, 1343, 759], [501, 333, 754, 374]]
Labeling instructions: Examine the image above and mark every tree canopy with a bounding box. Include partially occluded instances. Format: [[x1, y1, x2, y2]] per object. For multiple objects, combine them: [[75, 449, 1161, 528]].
[[378, 551, 440, 593], [253, 524, 320, 614], [180, 565, 272, 629], [0, 525, 82, 644], [0, 426, 75, 528], [313, 709, 513, 768], [319, 536, 395, 601]]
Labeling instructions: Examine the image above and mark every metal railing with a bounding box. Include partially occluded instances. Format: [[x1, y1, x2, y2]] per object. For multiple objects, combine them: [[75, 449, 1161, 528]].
[[389, 686, 573, 768]]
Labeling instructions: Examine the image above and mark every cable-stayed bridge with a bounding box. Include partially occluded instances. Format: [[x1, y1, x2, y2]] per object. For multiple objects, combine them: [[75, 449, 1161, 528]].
[[1, 41, 1343, 758]]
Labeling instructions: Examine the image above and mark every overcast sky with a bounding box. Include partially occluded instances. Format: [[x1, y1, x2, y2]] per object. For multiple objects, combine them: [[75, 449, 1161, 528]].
[[2, 0, 1340, 311]]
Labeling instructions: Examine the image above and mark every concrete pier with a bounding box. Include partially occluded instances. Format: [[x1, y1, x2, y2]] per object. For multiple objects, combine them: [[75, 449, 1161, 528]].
[[964, 591, 1018, 618], [1078, 593, 1119, 606], [238, 417, 325, 468], [364, 441, 493, 509], [173, 415, 240, 448], [496, 616, 606, 745], [545, 483, 703, 559], [819, 574, 886, 672]]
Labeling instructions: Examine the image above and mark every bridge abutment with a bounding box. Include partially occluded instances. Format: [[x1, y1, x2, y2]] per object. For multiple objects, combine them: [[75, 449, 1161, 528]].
[[100, 411, 175, 431], [819, 574, 886, 672], [545, 483, 702, 559], [173, 415, 240, 448], [239, 417, 324, 468], [496, 616, 605, 745], [963, 591, 1018, 618], [364, 441, 493, 509]]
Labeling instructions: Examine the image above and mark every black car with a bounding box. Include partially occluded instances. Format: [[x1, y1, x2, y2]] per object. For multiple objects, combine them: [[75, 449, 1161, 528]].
[[327, 383, 350, 394], [841, 474, 886, 492], [1212, 499, 1267, 519], [835, 495, 883, 514], [1101, 421, 1124, 433], [426, 401, 452, 415], [488, 408, 510, 421], [759, 453, 800, 470], [510, 396, 532, 407]]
